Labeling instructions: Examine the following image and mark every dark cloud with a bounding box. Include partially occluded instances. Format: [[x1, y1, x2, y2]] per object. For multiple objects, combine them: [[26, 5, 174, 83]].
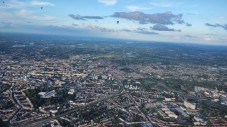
[[26, 21, 32, 24], [185, 35, 193, 38], [136, 30, 158, 35], [206, 23, 227, 30], [206, 23, 217, 27], [135, 28, 158, 35], [112, 11, 186, 25], [69, 14, 104, 20], [86, 25, 114, 32], [151, 24, 174, 31], [137, 28, 147, 31], [184, 35, 196, 39], [120, 28, 158, 34], [151, 24, 181, 32], [72, 23, 79, 26], [186, 23, 192, 27], [121, 29, 132, 32], [97, 27, 114, 32]]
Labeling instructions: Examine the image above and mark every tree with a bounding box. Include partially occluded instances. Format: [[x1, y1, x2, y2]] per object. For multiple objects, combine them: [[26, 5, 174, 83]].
[[0, 118, 8, 127]]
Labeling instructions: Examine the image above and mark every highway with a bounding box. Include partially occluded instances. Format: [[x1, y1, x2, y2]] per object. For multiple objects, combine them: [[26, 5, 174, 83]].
[[13, 91, 126, 127]]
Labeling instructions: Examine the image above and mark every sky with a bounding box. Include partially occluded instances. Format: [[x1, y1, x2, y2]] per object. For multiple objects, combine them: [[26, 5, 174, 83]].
[[0, 0, 227, 45]]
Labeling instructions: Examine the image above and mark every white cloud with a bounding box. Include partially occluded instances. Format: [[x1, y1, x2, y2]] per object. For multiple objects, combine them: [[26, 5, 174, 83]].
[[1, 0, 27, 9], [0, 9, 54, 22], [32, 15, 55, 21], [126, 5, 150, 11], [83, 24, 115, 32], [0, 9, 31, 19], [0, 12, 13, 18], [17, 9, 31, 17], [203, 36, 216, 41], [149, 1, 197, 8], [149, 1, 175, 8], [97, 0, 117, 6], [1, 0, 54, 9], [31, 1, 55, 6]]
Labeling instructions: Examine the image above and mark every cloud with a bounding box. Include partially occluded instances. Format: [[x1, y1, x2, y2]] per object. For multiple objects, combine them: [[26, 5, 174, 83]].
[[69, 14, 103, 20], [136, 30, 158, 35], [205, 23, 217, 27], [135, 28, 158, 35], [112, 11, 186, 25], [1, 0, 54, 9], [0, 22, 14, 28], [151, 24, 180, 32], [120, 28, 158, 35], [184, 35, 198, 40], [41, 25, 82, 33], [205, 23, 227, 30], [185, 35, 193, 38], [149, 1, 175, 8], [72, 23, 79, 27], [97, 0, 117, 6], [149, 1, 198, 9], [137, 28, 146, 31], [121, 29, 132, 32], [31, 1, 55, 6], [0, 8, 55, 21], [0, 23, 87, 36], [26, 21, 32, 24], [85, 24, 115, 32], [186, 23, 192, 27], [1, 0, 27, 9], [203, 36, 216, 41], [17, 9, 31, 17], [126, 5, 150, 11], [31, 15, 55, 21]]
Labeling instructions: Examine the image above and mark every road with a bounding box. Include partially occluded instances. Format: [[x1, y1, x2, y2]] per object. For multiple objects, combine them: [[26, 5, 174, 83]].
[[13, 91, 126, 127], [8, 85, 22, 124], [127, 93, 157, 126]]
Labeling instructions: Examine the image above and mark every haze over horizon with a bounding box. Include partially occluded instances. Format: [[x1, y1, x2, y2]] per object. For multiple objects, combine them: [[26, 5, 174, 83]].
[[0, 0, 227, 45]]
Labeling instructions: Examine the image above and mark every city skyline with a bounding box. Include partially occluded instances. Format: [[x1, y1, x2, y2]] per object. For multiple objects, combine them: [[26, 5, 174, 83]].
[[0, 0, 227, 45]]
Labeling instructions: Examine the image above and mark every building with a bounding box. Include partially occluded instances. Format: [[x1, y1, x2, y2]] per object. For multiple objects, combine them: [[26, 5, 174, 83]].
[[68, 88, 75, 95], [38, 90, 56, 98], [194, 115, 207, 125], [164, 96, 175, 102], [184, 100, 196, 110], [162, 106, 178, 119], [194, 86, 206, 92], [175, 108, 189, 118]]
